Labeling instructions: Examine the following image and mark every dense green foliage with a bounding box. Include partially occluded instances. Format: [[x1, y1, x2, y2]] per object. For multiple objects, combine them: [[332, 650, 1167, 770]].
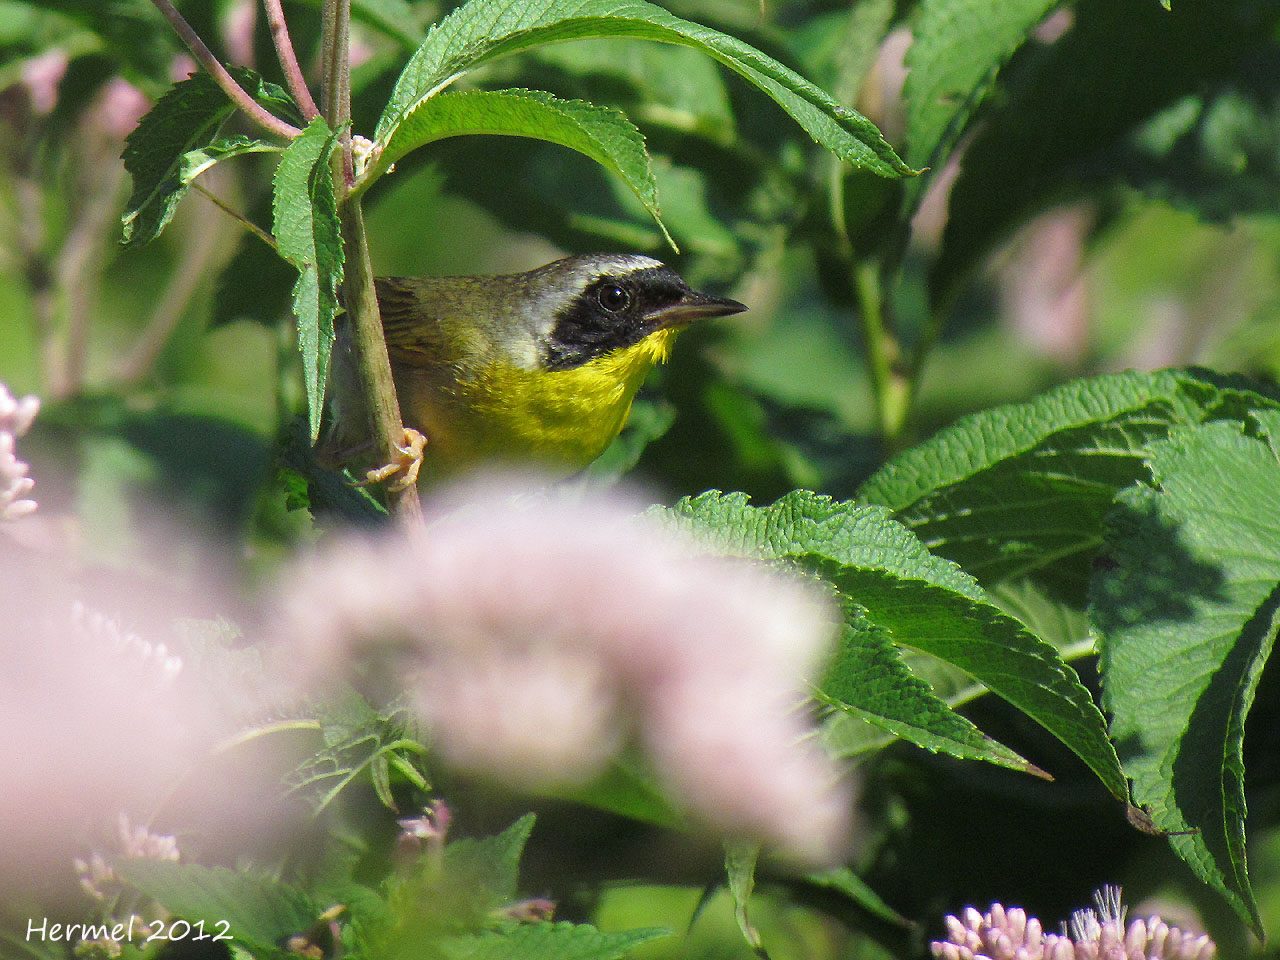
[[4, 0, 1280, 958]]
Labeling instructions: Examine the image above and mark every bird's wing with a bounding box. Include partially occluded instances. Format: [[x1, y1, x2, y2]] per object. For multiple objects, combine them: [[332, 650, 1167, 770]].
[[375, 277, 449, 362]]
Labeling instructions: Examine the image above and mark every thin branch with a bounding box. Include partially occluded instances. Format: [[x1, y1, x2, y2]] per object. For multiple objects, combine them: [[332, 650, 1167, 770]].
[[148, 0, 302, 140], [190, 180, 278, 252], [261, 0, 321, 122], [853, 259, 909, 445], [340, 197, 423, 522]]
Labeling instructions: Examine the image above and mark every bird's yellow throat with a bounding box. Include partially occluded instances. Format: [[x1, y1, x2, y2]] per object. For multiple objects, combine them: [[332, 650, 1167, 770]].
[[396, 327, 677, 475]]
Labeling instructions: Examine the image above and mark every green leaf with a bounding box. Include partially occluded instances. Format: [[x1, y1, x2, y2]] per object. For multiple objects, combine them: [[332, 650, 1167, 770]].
[[860, 369, 1213, 601], [121, 70, 293, 247], [901, 0, 1058, 212], [724, 841, 763, 952], [121, 73, 237, 247], [815, 598, 1037, 774], [442, 813, 535, 913], [379, 816, 547, 952], [529, 39, 736, 141], [438, 921, 669, 960], [1092, 416, 1280, 935], [861, 369, 1280, 603], [374, 0, 913, 179], [273, 118, 344, 443], [115, 860, 316, 954], [366, 88, 673, 248], [181, 135, 281, 183], [665, 490, 1126, 798], [803, 866, 910, 928]]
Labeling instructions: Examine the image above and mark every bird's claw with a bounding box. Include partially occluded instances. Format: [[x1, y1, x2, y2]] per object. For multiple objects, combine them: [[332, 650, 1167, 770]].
[[356, 428, 427, 491]]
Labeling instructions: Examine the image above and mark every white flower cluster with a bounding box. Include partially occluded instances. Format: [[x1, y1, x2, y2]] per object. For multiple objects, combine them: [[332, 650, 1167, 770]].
[[0, 383, 39, 522], [75, 813, 179, 902], [277, 478, 852, 864], [72, 603, 184, 685], [932, 886, 1216, 960]]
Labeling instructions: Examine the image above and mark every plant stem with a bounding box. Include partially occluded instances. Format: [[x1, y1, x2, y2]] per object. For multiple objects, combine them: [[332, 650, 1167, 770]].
[[320, 0, 355, 187], [261, 0, 321, 122], [147, 0, 301, 140], [321, 0, 422, 522], [853, 259, 910, 446], [339, 199, 423, 521]]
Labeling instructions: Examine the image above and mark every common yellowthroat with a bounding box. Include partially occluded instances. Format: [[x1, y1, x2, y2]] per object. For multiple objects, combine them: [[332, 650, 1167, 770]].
[[335, 254, 746, 482]]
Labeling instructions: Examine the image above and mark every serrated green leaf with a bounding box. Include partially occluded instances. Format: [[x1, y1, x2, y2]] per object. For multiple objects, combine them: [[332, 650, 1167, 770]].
[[665, 490, 1125, 798], [121, 73, 237, 247], [902, 0, 1058, 209], [115, 860, 316, 953], [374, 0, 913, 179], [442, 814, 535, 910], [861, 369, 1280, 603], [272, 118, 344, 443], [815, 597, 1035, 773], [861, 369, 1217, 601], [121, 69, 294, 247], [439, 921, 669, 960], [365, 88, 673, 248], [1093, 417, 1280, 936], [377, 816, 544, 953]]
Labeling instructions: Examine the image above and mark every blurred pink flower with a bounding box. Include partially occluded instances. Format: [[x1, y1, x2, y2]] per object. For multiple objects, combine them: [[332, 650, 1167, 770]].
[[0, 382, 39, 521], [90, 77, 150, 142], [932, 886, 1216, 960], [996, 206, 1093, 363], [0, 525, 281, 892], [276, 477, 851, 864], [222, 0, 258, 69], [19, 49, 68, 115]]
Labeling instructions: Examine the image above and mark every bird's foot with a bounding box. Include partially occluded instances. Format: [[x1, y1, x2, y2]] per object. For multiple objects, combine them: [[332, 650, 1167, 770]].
[[356, 428, 427, 491]]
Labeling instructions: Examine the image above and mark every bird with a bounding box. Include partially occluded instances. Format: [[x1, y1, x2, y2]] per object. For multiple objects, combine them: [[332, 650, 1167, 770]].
[[332, 254, 747, 486]]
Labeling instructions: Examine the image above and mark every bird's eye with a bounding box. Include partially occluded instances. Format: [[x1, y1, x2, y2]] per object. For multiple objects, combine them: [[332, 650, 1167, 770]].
[[597, 283, 630, 312]]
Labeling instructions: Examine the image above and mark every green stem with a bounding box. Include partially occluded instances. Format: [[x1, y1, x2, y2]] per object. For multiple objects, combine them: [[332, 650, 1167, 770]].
[[321, 0, 422, 522], [853, 259, 909, 445], [339, 199, 423, 521]]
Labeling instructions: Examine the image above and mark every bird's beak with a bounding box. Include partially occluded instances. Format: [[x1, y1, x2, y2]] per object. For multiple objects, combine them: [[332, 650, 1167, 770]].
[[648, 291, 748, 330]]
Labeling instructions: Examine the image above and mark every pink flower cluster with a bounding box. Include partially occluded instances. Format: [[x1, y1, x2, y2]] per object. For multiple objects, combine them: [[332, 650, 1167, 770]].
[[0, 382, 39, 522], [932, 886, 1216, 960], [276, 478, 852, 864]]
